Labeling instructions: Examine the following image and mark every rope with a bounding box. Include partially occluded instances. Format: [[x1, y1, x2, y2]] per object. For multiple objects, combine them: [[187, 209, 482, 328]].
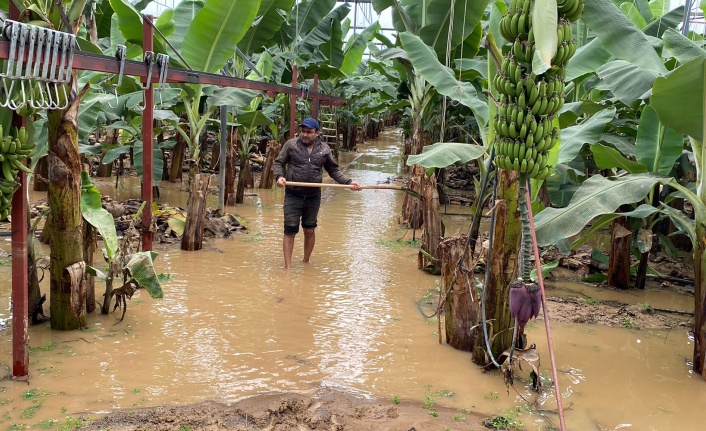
[[524, 175, 567, 431], [440, 0, 457, 142]]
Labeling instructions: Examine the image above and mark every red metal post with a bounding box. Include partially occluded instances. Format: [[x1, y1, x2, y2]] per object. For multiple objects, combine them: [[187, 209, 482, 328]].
[[290, 66, 298, 139], [141, 16, 154, 251], [312, 74, 319, 120], [9, 1, 28, 378]]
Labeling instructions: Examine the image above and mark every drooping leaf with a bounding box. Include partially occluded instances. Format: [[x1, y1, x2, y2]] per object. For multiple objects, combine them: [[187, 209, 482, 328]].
[[109, 0, 168, 54], [169, 0, 204, 56], [596, 60, 658, 105], [133, 140, 165, 186], [582, 0, 666, 75], [400, 33, 488, 131], [181, 0, 261, 73], [558, 107, 616, 164], [80, 172, 118, 261], [342, 22, 380, 75], [635, 105, 684, 175], [406, 142, 486, 168], [531, 0, 558, 75], [124, 252, 164, 299], [662, 28, 706, 65], [372, 0, 416, 33], [534, 174, 671, 246], [565, 38, 613, 82], [642, 5, 684, 37], [569, 204, 660, 249]]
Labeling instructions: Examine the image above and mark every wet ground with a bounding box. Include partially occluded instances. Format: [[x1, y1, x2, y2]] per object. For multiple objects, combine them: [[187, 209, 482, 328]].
[[0, 129, 704, 431]]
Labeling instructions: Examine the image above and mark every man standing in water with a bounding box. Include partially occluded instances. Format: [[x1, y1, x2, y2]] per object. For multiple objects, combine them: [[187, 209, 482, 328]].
[[274, 118, 361, 269]]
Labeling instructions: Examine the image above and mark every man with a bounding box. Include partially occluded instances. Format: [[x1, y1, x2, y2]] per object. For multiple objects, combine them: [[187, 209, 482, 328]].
[[273, 118, 361, 269]]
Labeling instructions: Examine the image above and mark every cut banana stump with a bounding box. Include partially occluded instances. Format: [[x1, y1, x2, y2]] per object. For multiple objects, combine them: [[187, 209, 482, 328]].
[[494, 0, 584, 179], [0, 126, 36, 220]]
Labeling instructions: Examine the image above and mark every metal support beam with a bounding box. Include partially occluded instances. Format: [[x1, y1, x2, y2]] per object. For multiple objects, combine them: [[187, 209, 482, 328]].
[[0, 41, 347, 105], [141, 16, 154, 251], [9, 1, 28, 379]]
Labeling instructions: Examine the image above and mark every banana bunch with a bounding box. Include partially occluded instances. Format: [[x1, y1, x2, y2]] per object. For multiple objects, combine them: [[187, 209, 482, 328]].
[[494, 0, 583, 179], [500, 0, 533, 43], [557, 0, 585, 23], [0, 126, 35, 220]]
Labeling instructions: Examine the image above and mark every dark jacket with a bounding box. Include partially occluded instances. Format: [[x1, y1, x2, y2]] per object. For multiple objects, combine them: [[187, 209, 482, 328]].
[[273, 137, 351, 196]]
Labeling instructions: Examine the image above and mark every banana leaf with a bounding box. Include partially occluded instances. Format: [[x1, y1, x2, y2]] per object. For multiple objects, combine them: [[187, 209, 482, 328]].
[[238, 0, 295, 55], [596, 60, 657, 106], [133, 140, 165, 187], [372, 0, 416, 33], [651, 57, 705, 141], [531, 0, 558, 76], [558, 107, 616, 164], [181, 0, 261, 73], [418, 0, 490, 60], [591, 144, 648, 173], [635, 105, 684, 176], [568, 204, 659, 249], [109, 0, 168, 55], [124, 252, 163, 299], [169, 0, 204, 57], [534, 174, 671, 247], [662, 28, 706, 65], [80, 172, 118, 261], [400, 33, 488, 134], [582, 0, 666, 75], [406, 142, 486, 168], [342, 22, 380, 75]]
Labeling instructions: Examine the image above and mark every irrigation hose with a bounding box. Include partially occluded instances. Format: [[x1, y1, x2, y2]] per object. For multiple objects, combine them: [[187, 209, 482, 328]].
[[524, 176, 567, 431]]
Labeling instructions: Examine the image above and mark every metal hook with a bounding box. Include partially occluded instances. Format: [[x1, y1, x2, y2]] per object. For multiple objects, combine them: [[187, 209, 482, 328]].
[[155, 53, 169, 107], [135, 51, 154, 112], [7, 23, 30, 110], [107, 45, 126, 109]]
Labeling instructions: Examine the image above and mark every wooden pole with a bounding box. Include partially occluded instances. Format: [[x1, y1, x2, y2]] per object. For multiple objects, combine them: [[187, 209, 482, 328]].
[[290, 65, 298, 139], [141, 15, 154, 251], [312, 74, 319, 120]]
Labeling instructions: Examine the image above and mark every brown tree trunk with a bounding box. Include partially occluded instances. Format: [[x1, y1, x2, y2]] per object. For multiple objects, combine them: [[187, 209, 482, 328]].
[[471, 170, 521, 365], [607, 217, 632, 290], [235, 161, 250, 204], [418, 175, 443, 274], [693, 219, 706, 378], [83, 222, 96, 313], [259, 140, 281, 189], [210, 133, 221, 171], [169, 124, 187, 182], [33, 157, 49, 191], [47, 83, 87, 330], [27, 233, 45, 324], [181, 174, 211, 251], [402, 164, 425, 229], [225, 128, 238, 205], [440, 236, 480, 350], [96, 128, 118, 177]]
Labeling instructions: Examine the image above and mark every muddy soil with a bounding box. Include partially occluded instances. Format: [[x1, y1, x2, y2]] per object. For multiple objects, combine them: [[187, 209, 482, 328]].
[[79, 387, 487, 431]]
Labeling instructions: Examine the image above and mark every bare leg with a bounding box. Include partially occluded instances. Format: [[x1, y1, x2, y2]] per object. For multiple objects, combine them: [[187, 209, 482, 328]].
[[302, 228, 315, 263], [283, 234, 296, 269]]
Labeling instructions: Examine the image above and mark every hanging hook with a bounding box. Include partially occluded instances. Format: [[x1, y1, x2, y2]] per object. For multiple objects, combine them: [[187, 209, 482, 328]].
[[0, 21, 21, 108], [107, 45, 126, 109], [7, 23, 30, 110], [135, 51, 154, 112], [155, 53, 169, 108]]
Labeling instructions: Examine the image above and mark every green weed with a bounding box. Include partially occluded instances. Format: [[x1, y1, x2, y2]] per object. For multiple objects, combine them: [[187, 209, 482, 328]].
[[29, 342, 56, 353], [482, 414, 524, 430], [621, 318, 639, 329], [637, 302, 652, 312], [581, 298, 599, 306], [21, 390, 51, 401], [392, 395, 400, 404], [483, 391, 499, 401], [32, 418, 58, 429]]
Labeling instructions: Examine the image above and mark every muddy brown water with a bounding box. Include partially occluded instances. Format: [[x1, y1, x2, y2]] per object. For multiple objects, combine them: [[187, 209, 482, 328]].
[[1, 129, 704, 430]]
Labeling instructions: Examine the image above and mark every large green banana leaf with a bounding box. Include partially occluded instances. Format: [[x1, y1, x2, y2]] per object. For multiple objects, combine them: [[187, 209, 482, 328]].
[[635, 105, 684, 175], [596, 60, 658, 105], [80, 172, 118, 261], [534, 174, 671, 246], [662, 29, 705, 65], [406, 142, 486, 168], [297, 3, 350, 65], [581, 0, 667, 75], [181, 0, 261, 73], [278, 0, 337, 47], [565, 39, 613, 82], [418, 0, 490, 60], [342, 22, 381, 75], [651, 57, 705, 141], [642, 6, 683, 37], [558, 107, 616, 164], [238, 0, 295, 55], [170, 0, 204, 57], [569, 204, 660, 249], [133, 140, 165, 187], [400, 33, 488, 135]]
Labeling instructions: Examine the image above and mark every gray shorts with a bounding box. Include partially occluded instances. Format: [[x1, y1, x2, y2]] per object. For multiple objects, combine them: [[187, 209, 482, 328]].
[[283, 190, 321, 235]]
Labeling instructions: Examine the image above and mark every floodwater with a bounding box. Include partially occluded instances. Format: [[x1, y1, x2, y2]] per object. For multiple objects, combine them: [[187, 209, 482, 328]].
[[1, 129, 704, 431]]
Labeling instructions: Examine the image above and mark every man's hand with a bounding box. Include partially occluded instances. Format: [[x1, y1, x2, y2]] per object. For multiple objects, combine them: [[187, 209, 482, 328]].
[[276, 177, 286, 188], [349, 181, 362, 191]]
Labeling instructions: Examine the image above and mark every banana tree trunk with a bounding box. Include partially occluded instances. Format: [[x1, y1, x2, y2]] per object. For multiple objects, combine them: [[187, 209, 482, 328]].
[[225, 128, 237, 206], [695, 221, 706, 377], [472, 170, 521, 365], [441, 236, 480, 350], [417, 175, 442, 274], [181, 173, 211, 251], [47, 85, 86, 330], [169, 123, 188, 182], [259, 140, 280, 189]]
